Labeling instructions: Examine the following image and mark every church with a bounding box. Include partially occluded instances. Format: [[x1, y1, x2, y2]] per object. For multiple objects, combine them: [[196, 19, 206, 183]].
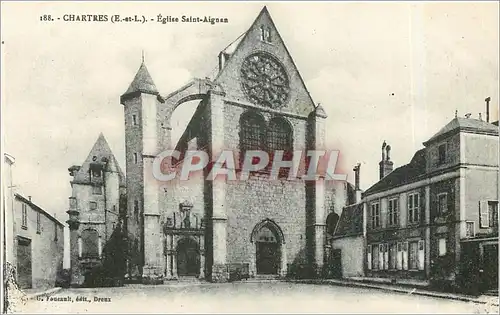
[[120, 6, 348, 283]]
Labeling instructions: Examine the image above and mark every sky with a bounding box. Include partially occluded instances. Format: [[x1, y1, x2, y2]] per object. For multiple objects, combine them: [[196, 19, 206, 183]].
[[2, 1, 499, 227]]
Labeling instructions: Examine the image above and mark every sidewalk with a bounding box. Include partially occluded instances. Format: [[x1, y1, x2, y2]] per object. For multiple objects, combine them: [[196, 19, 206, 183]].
[[287, 278, 499, 307]]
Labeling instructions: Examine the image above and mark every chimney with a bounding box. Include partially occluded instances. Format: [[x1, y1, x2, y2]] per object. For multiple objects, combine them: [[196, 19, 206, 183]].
[[485, 96, 491, 123], [381, 141, 386, 161], [353, 163, 362, 203], [28, 196, 32, 202], [379, 142, 394, 180]]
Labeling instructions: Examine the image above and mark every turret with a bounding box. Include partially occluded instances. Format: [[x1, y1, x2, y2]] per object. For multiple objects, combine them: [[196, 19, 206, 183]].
[[121, 57, 162, 281]]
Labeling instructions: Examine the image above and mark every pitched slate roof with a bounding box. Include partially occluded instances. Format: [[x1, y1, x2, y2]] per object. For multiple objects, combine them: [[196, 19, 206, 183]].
[[122, 61, 159, 96], [15, 193, 64, 227], [424, 117, 499, 145], [72, 133, 126, 187], [364, 149, 427, 196], [333, 203, 363, 237], [364, 117, 499, 196]]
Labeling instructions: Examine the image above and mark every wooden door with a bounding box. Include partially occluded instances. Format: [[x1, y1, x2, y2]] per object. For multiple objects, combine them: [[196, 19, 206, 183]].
[[17, 237, 32, 289]]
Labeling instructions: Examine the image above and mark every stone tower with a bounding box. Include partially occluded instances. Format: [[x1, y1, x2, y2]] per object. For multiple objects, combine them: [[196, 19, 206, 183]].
[[67, 133, 126, 286], [120, 61, 163, 280]]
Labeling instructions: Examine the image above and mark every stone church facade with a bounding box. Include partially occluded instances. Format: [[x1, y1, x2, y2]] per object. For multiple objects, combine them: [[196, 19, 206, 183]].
[[120, 7, 347, 283]]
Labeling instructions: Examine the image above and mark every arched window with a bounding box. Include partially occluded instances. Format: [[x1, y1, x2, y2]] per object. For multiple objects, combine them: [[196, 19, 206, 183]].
[[81, 229, 99, 258], [239, 111, 266, 167], [326, 212, 340, 236], [268, 117, 293, 176]]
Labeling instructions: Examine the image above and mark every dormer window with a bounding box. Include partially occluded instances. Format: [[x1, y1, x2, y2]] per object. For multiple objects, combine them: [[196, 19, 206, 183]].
[[260, 25, 272, 43], [438, 143, 447, 165], [91, 169, 102, 178]]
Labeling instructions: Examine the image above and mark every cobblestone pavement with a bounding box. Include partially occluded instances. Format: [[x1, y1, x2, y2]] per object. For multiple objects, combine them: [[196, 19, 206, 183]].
[[11, 282, 500, 314]]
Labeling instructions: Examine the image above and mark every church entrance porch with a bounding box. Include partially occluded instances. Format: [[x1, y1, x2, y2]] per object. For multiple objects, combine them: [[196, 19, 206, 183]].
[[256, 236, 280, 275], [163, 200, 206, 281], [251, 219, 287, 277], [177, 238, 200, 277]]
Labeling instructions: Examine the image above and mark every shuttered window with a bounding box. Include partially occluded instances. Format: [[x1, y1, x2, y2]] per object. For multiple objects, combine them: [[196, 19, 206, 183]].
[[371, 203, 380, 228], [378, 244, 385, 270], [389, 243, 397, 270], [396, 242, 403, 270], [383, 244, 389, 270], [402, 241, 409, 270], [372, 244, 379, 270], [418, 240, 425, 271], [438, 238, 447, 256], [21, 204, 28, 229], [408, 193, 420, 224], [367, 245, 372, 270], [480, 201, 499, 228], [409, 241, 419, 270], [388, 198, 399, 226]]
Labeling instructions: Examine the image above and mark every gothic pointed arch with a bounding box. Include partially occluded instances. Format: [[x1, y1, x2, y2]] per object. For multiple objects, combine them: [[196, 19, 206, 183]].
[[239, 110, 267, 165], [326, 212, 340, 236], [268, 116, 294, 175], [268, 116, 293, 152], [250, 219, 285, 244]]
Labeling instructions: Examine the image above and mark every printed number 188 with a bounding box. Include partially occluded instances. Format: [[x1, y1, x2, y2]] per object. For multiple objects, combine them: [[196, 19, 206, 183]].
[[40, 15, 54, 21]]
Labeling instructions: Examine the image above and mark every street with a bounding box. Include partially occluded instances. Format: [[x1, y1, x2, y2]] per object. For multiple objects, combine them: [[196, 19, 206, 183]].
[[11, 282, 498, 314]]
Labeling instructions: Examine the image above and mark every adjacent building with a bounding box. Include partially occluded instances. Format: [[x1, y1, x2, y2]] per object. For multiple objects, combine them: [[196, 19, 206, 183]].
[[67, 133, 126, 286], [363, 115, 498, 292], [120, 6, 348, 283], [3, 153, 65, 291], [328, 164, 365, 279], [12, 194, 65, 289]]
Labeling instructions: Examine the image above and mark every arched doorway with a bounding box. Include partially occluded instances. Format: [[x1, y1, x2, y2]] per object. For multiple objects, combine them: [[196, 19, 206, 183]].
[[252, 220, 285, 276], [176, 238, 200, 277]]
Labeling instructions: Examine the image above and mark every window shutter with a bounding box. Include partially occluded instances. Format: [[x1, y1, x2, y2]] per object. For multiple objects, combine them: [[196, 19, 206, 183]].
[[397, 242, 402, 270], [367, 245, 372, 270], [419, 192, 424, 223], [403, 241, 409, 270], [379, 244, 384, 270], [480, 201, 489, 228], [418, 240, 425, 271], [78, 236, 82, 258], [384, 244, 389, 270]]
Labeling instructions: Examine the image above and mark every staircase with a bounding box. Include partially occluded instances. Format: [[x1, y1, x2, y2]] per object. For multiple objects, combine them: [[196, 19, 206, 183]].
[[239, 274, 281, 283], [169, 276, 204, 284]]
